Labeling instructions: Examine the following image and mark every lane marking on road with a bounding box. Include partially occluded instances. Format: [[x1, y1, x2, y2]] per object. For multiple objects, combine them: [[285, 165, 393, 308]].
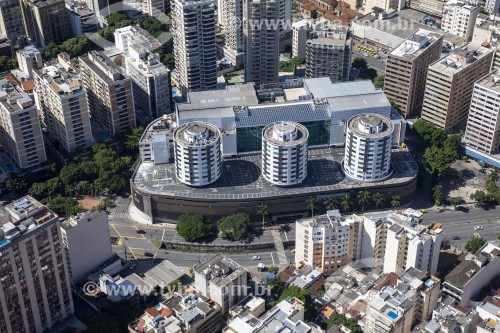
[[270, 253, 275, 265], [110, 224, 146, 240], [128, 247, 157, 260], [162, 229, 166, 241]]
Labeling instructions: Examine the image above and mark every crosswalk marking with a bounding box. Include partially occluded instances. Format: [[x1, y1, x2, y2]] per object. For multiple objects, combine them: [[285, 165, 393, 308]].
[[109, 213, 130, 219], [272, 230, 288, 265]]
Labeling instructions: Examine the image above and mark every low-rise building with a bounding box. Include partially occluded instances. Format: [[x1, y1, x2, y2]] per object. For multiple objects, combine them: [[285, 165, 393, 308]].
[[129, 291, 222, 333], [443, 243, 500, 306], [194, 254, 248, 315]]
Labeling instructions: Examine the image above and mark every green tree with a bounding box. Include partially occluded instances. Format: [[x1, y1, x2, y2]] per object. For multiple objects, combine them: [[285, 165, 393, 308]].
[[257, 203, 270, 226], [161, 53, 175, 69], [430, 128, 448, 147], [465, 235, 487, 253], [124, 126, 145, 153], [443, 134, 462, 151], [305, 197, 318, 216], [391, 195, 400, 209], [268, 266, 279, 274], [176, 213, 212, 242], [357, 190, 371, 212], [41, 42, 61, 59], [0, 56, 18, 72], [413, 119, 436, 144], [323, 197, 338, 211], [218, 213, 250, 240], [424, 146, 458, 176], [5, 174, 28, 195], [432, 184, 443, 206], [450, 197, 462, 209], [59, 164, 84, 188], [45, 196, 84, 216], [325, 313, 362, 332], [374, 75, 385, 88], [352, 57, 368, 70], [107, 12, 128, 26], [290, 56, 304, 66], [266, 277, 284, 295], [340, 194, 351, 212], [372, 192, 384, 208], [470, 190, 489, 207], [489, 169, 499, 183]]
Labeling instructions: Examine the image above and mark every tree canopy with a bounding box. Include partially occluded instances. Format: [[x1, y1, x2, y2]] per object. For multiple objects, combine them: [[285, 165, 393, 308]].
[[218, 213, 250, 240], [176, 213, 212, 242], [277, 286, 315, 320], [374, 75, 385, 88], [465, 235, 487, 253], [325, 313, 362, 332]]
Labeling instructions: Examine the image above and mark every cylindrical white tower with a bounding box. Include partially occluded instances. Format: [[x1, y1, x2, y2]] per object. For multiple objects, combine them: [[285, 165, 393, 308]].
[[173, 122, 221, 186], [262, 121, 309, 186], [343, 113, 394, 182]]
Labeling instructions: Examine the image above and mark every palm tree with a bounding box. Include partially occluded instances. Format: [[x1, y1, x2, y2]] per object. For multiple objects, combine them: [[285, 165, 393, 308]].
[[340, 194, 351, 212], [372, 192, 384, 209], [258, 203, 270, 226], [323, 197, 338, 211], [357, 190, 371, 212], [306, 197, 318, 216], [489, 169, 499, 183], [391, 195, 401, 209]]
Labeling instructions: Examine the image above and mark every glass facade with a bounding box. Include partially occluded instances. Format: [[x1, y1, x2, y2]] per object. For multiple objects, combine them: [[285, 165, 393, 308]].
[[236, 120, 331, 153]]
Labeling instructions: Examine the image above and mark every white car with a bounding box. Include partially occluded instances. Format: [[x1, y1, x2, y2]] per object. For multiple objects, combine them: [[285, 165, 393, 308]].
[[252, 256, 261, 260], [474, 226, 483, 230]]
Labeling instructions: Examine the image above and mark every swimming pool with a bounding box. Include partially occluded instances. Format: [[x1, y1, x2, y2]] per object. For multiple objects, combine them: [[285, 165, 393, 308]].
[[387, 311, 399, 319]]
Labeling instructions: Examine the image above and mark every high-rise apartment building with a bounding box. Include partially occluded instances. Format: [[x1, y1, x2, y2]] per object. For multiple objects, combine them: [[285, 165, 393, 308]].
[[244, 0, 280, 86], [421, 44, 493, 132], [0, 196, 74, 333], [292, 20, 309, 58], [441, 1, 479, 42], [0, 78, 47, 169], [221, 0, 245, 67], [295, 210, 362, 275], [115, 26, 171, 118], [0, 0, 26, 44], [194, 254, 248, 315], [384, 29, 443, 118], [34, 54, 93, 153], [20, 0, 72, 47], [79, 51, 136, 136], [60, 211, 112, 282], [485, 0, 500, 14], [172, 0, 217, 97], [463, 71, 500, 160], [305, 28, 352, 82], [16, 45, 43, 79]]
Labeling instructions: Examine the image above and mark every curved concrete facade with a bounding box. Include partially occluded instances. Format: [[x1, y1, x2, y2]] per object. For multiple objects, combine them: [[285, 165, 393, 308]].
[[344, 114, 394, 182], [262, 121, 309, 186], [173, 122, 221, 186]]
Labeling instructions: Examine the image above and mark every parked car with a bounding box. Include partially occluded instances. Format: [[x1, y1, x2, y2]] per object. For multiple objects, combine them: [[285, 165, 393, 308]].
[[136, 229, 146, 234], [474, 226, 484, 230], [452, 236, 460, 240], [144, 252, 154, 257], [252, 256, 261, 260]]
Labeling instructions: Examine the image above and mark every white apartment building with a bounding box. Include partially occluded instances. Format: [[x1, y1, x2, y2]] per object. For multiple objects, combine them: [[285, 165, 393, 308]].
[[139, 115, 176, 164], [261, 121, 308, 186], [365, 285, 415, 333], [0, 78, 47, 170], [363, 210, 443, 276], [221, 0, 245, 67], [60, 211, 112, 283], [34, 54, 93, 153], [244, 0, 280, 86], [194, 254, 248, 315], [344, 114, 394, 182], [173, 121, 221, 186], [464, 70, 500, 163], [292, 20, 309, 58], [295, 210, 362, 275], [442, 1, 479, 42], [485, 0, 500, 13], [0, 196, 74, 333], [16, 45, 43, 79], [172, 0, 217, 96]]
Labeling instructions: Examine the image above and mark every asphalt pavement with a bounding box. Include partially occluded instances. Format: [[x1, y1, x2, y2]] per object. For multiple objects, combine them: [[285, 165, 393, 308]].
[[107, 197, 499, 270]]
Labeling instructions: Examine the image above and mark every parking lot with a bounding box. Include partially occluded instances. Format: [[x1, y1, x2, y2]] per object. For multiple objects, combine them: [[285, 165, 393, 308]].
[[110, 224, 147, 240], [352, 40, 387, 74], [128, 247, 158, 260]]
